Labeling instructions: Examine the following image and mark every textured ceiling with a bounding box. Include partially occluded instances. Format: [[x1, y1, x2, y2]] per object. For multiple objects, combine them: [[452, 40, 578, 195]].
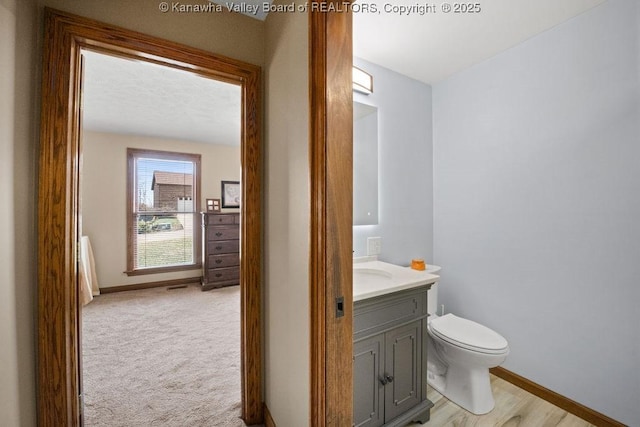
[[82, 50, 241, 146]]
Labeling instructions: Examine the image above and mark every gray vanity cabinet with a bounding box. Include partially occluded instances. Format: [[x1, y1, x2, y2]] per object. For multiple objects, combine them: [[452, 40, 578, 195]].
[[353, 286, 433, 427]]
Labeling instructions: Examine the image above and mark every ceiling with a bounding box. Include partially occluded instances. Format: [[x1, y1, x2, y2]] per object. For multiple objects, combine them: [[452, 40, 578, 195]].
[[354, 0, 607, 84], [82, 50, 241, 146], [82, 1, 607, 143]]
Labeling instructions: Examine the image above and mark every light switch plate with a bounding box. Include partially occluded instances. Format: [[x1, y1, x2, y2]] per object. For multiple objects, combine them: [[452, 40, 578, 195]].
[[367, 237, 382, 256]]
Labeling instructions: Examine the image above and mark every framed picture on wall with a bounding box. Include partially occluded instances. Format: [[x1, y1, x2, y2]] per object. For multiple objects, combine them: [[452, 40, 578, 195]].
[[221, 180, 240, 208], [206, 198, 221, 212]]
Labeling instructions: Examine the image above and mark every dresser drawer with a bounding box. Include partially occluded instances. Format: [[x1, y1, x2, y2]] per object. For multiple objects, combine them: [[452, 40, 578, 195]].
[[207, 240, 239, 254], [206, 214, 236, 225], [207, 226, 239, 241], [207, 266, 240, 283], [208, 253, 239, 268]]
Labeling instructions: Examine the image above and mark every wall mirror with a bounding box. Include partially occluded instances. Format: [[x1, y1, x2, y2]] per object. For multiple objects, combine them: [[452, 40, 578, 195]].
[[353, 101, 379, 225]]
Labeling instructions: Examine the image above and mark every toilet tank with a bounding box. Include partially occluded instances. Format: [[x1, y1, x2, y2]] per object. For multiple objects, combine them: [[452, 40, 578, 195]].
[[426, 265, 441, 316]]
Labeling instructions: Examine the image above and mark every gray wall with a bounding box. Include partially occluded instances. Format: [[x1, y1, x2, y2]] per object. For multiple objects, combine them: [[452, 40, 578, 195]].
[[433, 0, 639, 424], [353, 58, 434, 266]]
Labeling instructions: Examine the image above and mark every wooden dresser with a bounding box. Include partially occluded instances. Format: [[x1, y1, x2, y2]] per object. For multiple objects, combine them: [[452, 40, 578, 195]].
[[201, 212, 240, 291]]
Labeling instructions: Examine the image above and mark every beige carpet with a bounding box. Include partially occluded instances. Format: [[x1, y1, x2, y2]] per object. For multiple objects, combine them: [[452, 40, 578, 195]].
[[82, 284, 246, 426]]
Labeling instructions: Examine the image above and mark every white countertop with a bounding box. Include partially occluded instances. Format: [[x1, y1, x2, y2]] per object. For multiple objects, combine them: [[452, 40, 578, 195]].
[[353, 259, 439, 302]]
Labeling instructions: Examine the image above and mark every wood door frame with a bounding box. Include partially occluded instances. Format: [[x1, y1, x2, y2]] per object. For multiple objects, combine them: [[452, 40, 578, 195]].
[[37, 8, 262, 426], [309, 4, 354, 425]]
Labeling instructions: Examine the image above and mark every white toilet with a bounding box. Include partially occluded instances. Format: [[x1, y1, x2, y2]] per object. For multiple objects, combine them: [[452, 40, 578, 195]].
[[425, 265, 509, 415]]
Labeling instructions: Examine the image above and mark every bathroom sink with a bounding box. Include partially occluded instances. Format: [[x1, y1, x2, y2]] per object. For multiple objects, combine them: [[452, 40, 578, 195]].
[[353, 259, 439, 301], [353, 268, 393, 289], [354, 268, 392, 278]]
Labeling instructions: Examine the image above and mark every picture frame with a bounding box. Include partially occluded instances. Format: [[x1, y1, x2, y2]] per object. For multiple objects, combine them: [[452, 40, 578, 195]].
[[221, 180, 240, 208], [206, 198, 221, 212]]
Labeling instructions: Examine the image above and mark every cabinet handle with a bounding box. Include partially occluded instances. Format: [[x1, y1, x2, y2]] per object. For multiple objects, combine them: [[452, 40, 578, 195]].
[[215, 232, 223, 237], [215, 259, 223, 264], [385, 375, 394, 383], [379, 376, 388, 386], [215, 246, 223, 250], [215, 273, 222, 278]]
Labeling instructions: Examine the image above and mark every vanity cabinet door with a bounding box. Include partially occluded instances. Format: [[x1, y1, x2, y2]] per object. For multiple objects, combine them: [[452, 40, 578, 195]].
[[353, 334, 385, 427], [384, 320, 422, 422]]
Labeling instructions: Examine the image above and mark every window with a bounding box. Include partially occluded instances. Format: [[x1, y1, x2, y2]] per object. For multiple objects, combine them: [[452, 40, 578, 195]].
[[126, 148, 201, 275]]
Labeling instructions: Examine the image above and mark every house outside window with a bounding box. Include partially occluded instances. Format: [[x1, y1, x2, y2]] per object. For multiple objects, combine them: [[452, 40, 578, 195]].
[[126, 148, 202, 275]]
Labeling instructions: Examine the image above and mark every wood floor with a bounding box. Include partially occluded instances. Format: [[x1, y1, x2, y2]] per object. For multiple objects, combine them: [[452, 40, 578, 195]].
[[407, 375, 595, 427]]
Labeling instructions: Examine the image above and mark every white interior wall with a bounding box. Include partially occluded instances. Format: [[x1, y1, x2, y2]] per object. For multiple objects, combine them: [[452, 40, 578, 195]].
[[0, 3, 21, 424], [264, 1, 310, 424], [433, 0, 639, 424], [81, 131, 240, 288], [352, 57, 434, 266], [0, 0, 38, 425]]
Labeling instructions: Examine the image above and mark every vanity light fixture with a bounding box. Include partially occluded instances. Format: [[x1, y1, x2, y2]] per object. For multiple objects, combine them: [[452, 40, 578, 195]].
[[353, 66, 373, 95]]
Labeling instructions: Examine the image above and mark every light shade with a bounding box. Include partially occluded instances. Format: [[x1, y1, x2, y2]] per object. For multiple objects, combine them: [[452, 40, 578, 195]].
[[353, 66, 373, 94]]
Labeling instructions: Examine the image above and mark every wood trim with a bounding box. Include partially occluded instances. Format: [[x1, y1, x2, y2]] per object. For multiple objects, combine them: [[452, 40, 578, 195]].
[[263, 403, 277, 427], [309, 8, 327, 426], [123, 264, 202, 277], [490, 367, 626, 427], [38, 10, 80, 425], [38, 8, 262, 426], [238, 28, 263, 425], [99, 277, 201, 294], [309, 3, 354, 426]]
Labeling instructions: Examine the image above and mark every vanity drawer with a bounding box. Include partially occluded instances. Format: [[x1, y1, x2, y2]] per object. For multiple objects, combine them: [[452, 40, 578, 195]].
[[208, 253, 239, 268], [354, 288, 427, 341], [208, 240, 239, 254]]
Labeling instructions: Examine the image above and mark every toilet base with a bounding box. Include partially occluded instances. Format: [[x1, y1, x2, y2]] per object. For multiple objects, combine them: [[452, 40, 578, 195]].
[[427, 362, 495, 415]]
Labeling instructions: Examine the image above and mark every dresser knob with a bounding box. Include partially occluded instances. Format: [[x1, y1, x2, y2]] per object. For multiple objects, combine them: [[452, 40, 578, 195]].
[[215, 246, 222, 250], [215, 259, 223, 264], [215, 232, 223, 237]]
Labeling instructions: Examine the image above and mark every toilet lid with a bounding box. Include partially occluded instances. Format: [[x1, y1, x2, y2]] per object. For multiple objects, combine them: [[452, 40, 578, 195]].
[[429, 313, 508, 354]]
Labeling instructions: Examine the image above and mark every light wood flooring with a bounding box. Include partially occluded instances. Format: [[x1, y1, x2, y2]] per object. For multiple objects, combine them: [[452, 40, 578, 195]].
[[406, 374, 595, 427]]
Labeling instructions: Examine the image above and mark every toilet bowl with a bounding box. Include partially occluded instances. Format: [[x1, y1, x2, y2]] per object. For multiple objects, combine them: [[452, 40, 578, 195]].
[[424, 266, 509, 415]]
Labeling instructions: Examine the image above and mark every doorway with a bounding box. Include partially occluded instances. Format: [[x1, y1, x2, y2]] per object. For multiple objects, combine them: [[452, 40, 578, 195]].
[[37, 9, 262, 426], [78, 47, 244, 424]]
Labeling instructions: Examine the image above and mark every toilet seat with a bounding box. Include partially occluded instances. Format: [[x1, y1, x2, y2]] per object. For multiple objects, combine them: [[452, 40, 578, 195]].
[[429, 313, 508, 355]]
